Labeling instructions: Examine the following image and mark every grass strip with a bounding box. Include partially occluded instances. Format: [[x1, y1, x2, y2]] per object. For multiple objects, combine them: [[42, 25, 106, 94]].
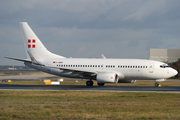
[[0, 90, 180, 120]]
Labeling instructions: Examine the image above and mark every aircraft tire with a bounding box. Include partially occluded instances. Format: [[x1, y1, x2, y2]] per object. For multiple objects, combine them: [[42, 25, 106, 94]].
[[86, 81, 93, 86], [155, 82, 159, 87], [97, 83, 105, 86]]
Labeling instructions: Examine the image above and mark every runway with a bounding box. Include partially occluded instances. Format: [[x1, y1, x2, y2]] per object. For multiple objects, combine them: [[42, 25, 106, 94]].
[[0, 84, 180, 92]]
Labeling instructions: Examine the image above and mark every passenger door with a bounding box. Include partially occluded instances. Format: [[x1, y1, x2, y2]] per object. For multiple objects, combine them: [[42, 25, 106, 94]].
[[149, 63, 154, 73]]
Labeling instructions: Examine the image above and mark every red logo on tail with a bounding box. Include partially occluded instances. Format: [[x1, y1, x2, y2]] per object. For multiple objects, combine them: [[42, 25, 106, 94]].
[[28, 39, 36, 48], [31, 57, 34, 61]]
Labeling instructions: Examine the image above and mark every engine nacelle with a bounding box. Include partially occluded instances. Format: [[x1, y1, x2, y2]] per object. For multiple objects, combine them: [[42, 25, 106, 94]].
[[118, 80, 136, 83], [96, 72, 119, 83]]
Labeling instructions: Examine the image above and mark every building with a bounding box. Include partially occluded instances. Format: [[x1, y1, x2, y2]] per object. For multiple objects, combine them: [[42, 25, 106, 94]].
[[0, 66, 35, 70], [149, 49, 180, 63]]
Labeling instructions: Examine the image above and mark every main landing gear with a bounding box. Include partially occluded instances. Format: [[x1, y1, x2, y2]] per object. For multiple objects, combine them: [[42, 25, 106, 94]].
[[97, 83, 105, 86], [86, 80, 105, 86], [86, 80, 94, 86]]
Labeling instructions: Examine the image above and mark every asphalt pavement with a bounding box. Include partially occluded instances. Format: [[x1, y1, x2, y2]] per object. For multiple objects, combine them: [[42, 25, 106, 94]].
[[0, 84, 180, 92]]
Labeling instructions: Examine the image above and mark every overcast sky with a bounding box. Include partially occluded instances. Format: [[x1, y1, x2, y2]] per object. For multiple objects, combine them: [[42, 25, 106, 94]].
[[1, 0, 180, 65]]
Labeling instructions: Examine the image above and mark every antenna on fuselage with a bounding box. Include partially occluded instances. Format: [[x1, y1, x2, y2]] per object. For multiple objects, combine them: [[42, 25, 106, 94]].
[[101, 54, 106, 59]]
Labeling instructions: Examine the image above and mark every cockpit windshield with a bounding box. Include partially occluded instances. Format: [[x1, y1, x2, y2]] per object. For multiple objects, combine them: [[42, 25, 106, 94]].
[[160, 64, 170, 68]]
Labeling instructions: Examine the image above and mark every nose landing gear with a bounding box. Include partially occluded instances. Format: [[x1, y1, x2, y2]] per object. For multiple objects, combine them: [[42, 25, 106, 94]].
[[155, 79, 165, 87], [155, 82, 161, 87]]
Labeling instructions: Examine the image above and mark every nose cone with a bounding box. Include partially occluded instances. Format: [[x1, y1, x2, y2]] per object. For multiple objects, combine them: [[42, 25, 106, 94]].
[[171, 68, 178, 77]]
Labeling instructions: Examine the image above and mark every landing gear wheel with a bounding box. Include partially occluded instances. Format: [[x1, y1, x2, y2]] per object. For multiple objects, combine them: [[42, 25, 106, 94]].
[[86, 80, 93, 86], [155, 82, 159, 87], [97, 83, 105, 86]]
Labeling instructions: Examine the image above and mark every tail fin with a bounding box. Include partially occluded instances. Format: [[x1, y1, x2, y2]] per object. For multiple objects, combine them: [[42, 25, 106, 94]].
[[20, 22, 65, 62]]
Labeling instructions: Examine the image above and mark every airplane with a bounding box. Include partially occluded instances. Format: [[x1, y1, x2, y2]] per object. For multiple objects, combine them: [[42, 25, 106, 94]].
[[5, 22, 178, 87]]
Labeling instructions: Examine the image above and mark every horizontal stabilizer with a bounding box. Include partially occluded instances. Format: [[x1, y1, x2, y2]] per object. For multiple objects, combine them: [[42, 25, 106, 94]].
[[4, 57, 31, 62], [4, 56, 44, 66]]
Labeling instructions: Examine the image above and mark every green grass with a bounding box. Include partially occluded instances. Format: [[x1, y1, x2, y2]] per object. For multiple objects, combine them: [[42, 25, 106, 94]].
[[0, 70, 42, 76], [0, 91, 180, 120]]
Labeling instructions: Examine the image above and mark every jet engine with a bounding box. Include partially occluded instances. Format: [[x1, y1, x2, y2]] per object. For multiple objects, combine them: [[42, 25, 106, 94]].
[[118, 80, 136, 83], [96, 72, 119, 83]]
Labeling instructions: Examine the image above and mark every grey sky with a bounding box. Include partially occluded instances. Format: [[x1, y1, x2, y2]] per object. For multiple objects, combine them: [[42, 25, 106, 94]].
[[0, 0, 180, 65]]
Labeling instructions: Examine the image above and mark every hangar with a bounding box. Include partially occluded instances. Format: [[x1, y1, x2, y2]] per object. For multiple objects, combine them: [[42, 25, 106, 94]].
[[149, 49, 180, 63]]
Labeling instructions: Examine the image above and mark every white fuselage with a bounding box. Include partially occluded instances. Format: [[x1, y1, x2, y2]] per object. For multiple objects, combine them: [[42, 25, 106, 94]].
[[25, 58, 177, 81]]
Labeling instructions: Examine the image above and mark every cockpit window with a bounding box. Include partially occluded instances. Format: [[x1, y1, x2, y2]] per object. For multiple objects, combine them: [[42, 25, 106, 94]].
[[160, 64, 170, 68]]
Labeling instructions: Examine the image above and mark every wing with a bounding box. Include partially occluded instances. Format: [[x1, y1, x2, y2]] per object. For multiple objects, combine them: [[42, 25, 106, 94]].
[[49, 66, 98, 78]]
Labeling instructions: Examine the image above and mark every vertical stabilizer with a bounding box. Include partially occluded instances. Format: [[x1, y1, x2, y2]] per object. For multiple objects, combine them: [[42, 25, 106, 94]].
[[20, 22, 65, 62]]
